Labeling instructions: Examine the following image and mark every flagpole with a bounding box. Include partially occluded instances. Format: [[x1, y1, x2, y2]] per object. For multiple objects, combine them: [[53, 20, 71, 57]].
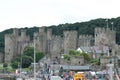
[[106, 19, 109, 28], [34, 35, 36, 80], [111, 22, 114, 30]]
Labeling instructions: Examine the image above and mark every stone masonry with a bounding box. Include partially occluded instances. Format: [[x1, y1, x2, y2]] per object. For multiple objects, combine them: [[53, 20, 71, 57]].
[[4, 27, 119, 64]]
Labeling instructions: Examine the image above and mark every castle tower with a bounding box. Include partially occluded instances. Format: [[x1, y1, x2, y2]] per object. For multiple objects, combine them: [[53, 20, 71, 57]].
[[94, 27, 116, 56], [39, 27, 45, 32], [63, 30, 78, 53], [4, 28, 19, 63], [47, 28, 52, 40], [46, 28, 52, 56], [19, 30, 30, 42], [13, 28, 18, 36], [50, 36, 63, 60], [21, 30, 26, 38], [95, 27, 116, 46], [33, 27, 47, 53]]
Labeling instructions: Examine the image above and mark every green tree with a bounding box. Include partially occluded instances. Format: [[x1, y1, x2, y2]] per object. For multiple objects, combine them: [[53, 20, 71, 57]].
[[3, 63, 8, 73], [89, 59, 100, 66], [63, 54, 71, 61], [11, 57, 21, 63], [23, 46, 34, 58], [22, 46, 45, 67], [66, 50, 91, 63], [69, 50, 76, 55], [11, 61, 19, 69], [11, 46, 45, 68], [68, 50, 91, 61], [3, 63, 8, 68], [22, 55, 33, 68], [23, 46, 45, 62], [36, 51, 45, 62], [11, 55, 33, 68], [82, 52, 91, 62], [11, 57, 21, 69]]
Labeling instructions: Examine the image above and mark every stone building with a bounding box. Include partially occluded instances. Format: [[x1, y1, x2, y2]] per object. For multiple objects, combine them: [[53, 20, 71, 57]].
[[4, 27, 119, 65]]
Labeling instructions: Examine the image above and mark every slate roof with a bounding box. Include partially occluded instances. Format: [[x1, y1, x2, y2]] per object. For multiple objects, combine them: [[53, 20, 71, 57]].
[[60, 65, 90, 71], [78, 46, 109, 54]]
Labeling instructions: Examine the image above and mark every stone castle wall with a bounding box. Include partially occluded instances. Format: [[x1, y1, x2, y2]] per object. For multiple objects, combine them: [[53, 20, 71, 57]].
[[4, 28, 31, 63], [4, 27, 118, 63], [78, 35, 94, 47]]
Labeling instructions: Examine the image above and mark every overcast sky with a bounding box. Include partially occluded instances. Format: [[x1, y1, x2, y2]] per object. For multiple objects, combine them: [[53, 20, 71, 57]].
[[0, 0, 120, 32]]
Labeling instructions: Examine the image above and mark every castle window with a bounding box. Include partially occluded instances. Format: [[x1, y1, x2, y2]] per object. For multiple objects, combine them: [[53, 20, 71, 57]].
[[109, 49, 112, 53]]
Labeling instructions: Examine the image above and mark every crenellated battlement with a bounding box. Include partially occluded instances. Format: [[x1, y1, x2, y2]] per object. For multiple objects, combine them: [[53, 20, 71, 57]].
[[95, 27, 116, 46], [13, 28, 18, 36], [39, 27, 45, 33], [79, 35, 93, 39], [21, 30, 26, 37], [78, 35, 94, 47], [95, 27, 115, 34], [95, 27, 107, 34], [4, 26, 118, 63], [63, 30, 77, 37]]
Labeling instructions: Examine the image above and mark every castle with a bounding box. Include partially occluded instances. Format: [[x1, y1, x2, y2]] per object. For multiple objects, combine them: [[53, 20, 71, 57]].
[[4, 27, 120, 64]]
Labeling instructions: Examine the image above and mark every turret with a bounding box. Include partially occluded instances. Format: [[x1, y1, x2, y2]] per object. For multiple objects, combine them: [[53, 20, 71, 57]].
[[21, 30, 26, 38], [39, 27, 45, 33], [13, 28, 18, 36], [47, 28, 52, 40]]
